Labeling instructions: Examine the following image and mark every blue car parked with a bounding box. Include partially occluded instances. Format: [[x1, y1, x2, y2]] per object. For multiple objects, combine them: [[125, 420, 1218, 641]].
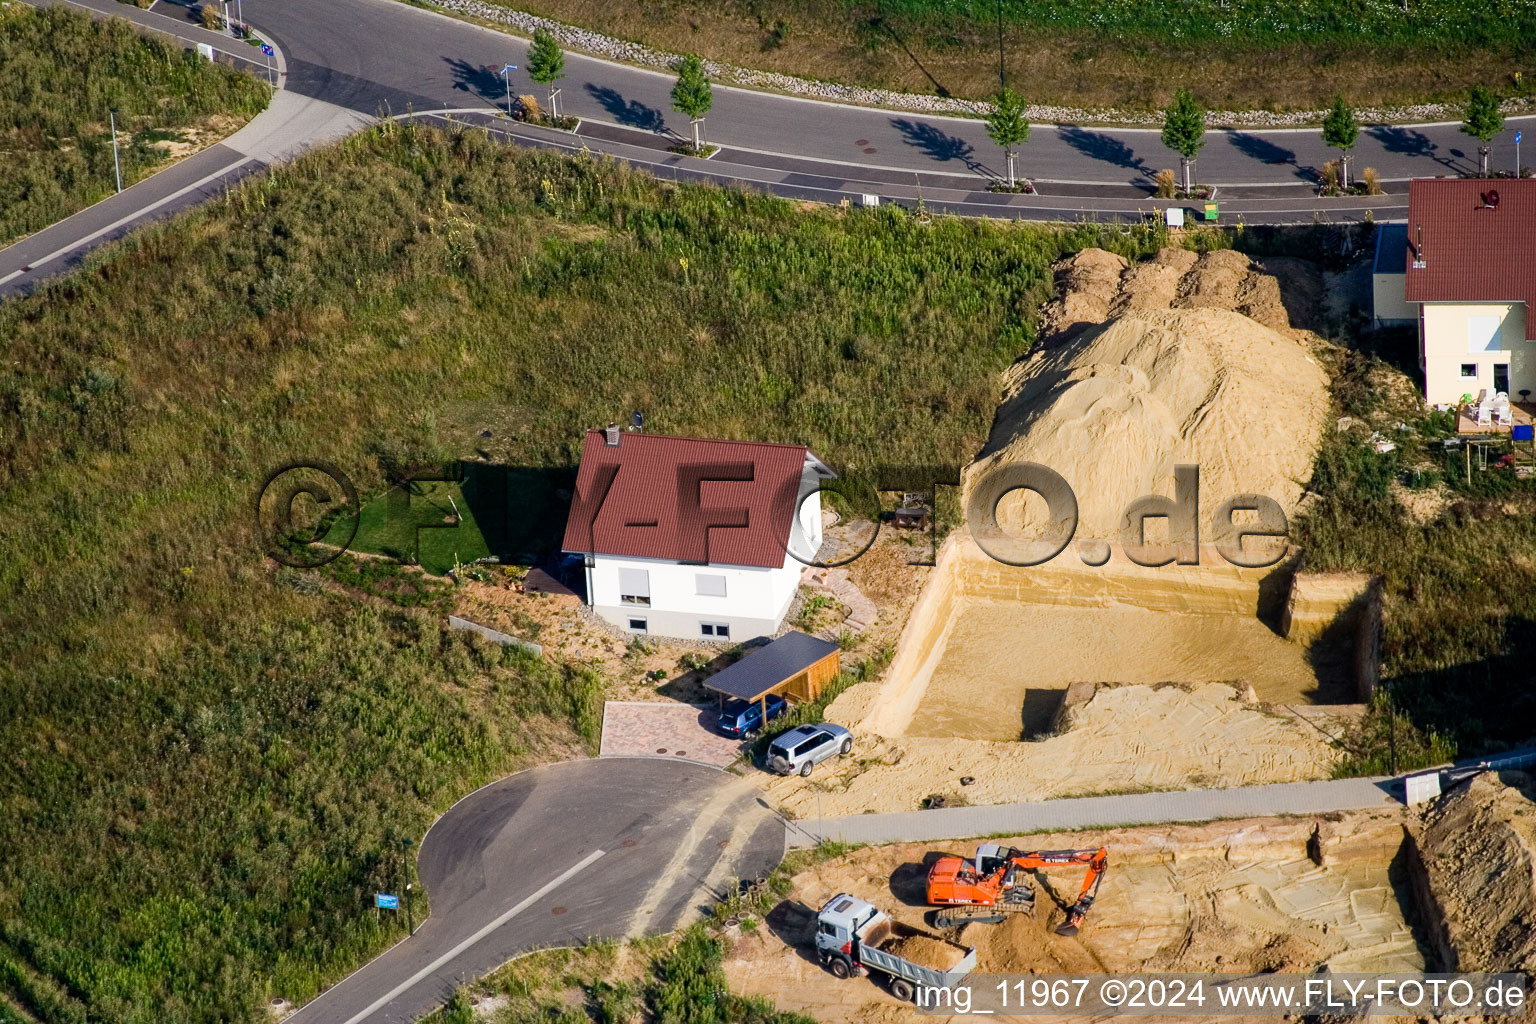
[[717, 694, 788, 739]]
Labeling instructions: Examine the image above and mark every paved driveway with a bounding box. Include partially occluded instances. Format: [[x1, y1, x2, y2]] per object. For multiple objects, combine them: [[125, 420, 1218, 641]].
[[600, 701, 745, 767]]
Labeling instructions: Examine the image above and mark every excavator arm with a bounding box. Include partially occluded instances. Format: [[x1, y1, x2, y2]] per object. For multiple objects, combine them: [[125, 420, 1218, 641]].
[[1000, 847, 1108, 937]]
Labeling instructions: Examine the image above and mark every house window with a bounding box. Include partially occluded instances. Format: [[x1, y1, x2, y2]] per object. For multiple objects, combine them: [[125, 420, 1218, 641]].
[[1461, 363, 1478, 378], [627, 617, 648, 633], [618, 567, 650, 607], [700, 622, 731, 639], [1468, 315, 1502, 353], [696, 573, 727, 597]]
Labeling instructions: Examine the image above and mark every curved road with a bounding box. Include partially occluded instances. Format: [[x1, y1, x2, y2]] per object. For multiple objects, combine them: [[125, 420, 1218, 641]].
[[6, 0, 1536, 300], [283, 757, 784, 1024]]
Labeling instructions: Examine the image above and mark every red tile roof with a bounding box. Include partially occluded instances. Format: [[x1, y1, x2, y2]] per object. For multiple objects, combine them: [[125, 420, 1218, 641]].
[[561, 430, 816, 569], [1405, 178, 1536, 339]]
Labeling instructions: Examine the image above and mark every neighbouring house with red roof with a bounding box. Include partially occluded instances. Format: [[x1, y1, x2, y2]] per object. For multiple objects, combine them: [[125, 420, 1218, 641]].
[[1376, 178, 1536, 405], [561, 426, 834, 641]]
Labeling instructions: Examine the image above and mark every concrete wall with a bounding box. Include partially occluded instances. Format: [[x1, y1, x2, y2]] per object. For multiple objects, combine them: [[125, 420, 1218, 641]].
[[1421, 301, 1531, 405], [1373, 272, 1416, 323]]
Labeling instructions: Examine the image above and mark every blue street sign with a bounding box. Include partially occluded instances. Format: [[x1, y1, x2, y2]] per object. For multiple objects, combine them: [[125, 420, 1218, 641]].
[[1518, 131, 1524, 144], [375, 893, 399, 909], [500, 63, 517, 75], [261, 44, 274, 56]]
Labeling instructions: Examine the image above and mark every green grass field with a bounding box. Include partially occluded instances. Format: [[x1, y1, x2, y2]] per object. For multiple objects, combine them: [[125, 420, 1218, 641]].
[[0, 118, 1531, 1021], [0, 4, 269, 246]]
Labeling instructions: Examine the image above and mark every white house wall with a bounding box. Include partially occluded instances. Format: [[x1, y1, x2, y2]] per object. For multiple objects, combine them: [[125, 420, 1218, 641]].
[[1420, 301, 1532, 405], [589, 553, 802, 641]]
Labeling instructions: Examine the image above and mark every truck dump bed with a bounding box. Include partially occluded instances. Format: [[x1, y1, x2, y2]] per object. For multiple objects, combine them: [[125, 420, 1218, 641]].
[[857, 919, 974, 988]]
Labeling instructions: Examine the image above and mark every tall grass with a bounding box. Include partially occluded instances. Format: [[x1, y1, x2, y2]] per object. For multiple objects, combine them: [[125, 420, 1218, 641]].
[[0, 5, 268, 245]]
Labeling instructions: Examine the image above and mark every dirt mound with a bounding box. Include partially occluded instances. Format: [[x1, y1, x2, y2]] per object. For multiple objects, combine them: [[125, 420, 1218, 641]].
[[1040, 246, 1328, 345], [1412, 770, 1536, 975], [966, 912, 1105, 973], [967, 307, 1329, 545], [879, 933, 964, 970], [1038, 248, 1128, 339]]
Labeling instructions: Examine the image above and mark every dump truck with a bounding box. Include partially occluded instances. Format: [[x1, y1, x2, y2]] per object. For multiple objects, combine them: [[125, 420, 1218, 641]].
[[814, 892, 976, 1002]]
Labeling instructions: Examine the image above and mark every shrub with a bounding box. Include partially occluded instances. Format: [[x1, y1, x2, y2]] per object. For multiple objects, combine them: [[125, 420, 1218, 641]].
[[1361, 166, 1383, 195], [1320, 160, 1342, 193], [516, 93, 542, 120], [1154, 168, 1176, 198], [199, 3, 224, 30]]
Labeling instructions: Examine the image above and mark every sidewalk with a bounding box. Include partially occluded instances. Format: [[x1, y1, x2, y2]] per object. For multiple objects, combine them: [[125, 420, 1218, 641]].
[[786, 776, 1401, 848]]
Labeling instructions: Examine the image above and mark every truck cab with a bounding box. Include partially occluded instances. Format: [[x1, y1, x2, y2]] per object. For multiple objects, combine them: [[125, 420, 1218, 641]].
[[815, 893, 884, 963]]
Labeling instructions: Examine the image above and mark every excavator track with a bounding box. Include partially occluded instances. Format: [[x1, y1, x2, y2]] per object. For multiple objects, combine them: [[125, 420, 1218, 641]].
[[932, 902, 1032, 929]]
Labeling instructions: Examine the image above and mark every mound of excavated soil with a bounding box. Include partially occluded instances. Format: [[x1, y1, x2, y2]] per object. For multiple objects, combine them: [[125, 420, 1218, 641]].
[[1412, 770, 1536, 975], [1040, 246, 1328, 344], [880, 933, 964, 970], [967, 307, 1329, 547]]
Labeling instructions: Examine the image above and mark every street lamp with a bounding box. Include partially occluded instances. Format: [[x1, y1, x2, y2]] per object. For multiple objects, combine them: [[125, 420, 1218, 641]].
[[109, 108, 122, 193], [401, 837, 416, 935], [499, 63, 517, 117]]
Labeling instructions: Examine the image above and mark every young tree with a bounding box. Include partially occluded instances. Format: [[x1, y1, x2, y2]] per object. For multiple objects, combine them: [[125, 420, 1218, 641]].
[[526, 28, 565, 119], [986, 87, 1031, 189], [1161, 88, 1206, 194], [1462, 85, 1504, 177], [1321, 95, 1359, 190], [671, 54, 713, 152]]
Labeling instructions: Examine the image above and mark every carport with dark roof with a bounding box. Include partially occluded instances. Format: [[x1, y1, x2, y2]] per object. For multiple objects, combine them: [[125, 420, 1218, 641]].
[[702, 631, 841, 721]]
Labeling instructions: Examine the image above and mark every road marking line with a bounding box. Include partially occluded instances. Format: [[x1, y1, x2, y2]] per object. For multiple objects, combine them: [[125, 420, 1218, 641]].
[[336, 849, 606, 1024], [21, 156, 255, 273], [0, 269, 22, 286]]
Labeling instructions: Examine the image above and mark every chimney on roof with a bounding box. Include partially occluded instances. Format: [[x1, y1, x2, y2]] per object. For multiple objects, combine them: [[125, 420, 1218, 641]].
[[604, 423, 621, 447]]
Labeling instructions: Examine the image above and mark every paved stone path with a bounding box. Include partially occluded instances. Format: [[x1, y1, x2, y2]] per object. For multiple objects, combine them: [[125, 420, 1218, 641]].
[[599, 701, 745, 767], [786, 776, 1401, 848]]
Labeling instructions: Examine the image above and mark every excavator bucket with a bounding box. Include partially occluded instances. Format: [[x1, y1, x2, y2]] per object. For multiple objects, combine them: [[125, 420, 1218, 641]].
[[1054, 919, 1081, 937]]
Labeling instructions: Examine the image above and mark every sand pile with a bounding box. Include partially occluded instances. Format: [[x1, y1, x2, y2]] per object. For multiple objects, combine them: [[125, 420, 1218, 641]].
[[966, 307, 1329, 546], [1411, 771, 1536, 975], [1040, 246, 1327, 343], [879, 932, 964, 970]]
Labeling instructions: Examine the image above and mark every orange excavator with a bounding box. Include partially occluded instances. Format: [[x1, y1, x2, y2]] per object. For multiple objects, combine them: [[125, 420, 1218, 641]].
[[925, 843, 1108, 936]]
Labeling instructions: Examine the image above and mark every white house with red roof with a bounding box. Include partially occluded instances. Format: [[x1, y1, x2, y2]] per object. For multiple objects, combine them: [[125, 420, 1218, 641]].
[[561, 426, 834, 640], [1379, 178, 1536, 405]]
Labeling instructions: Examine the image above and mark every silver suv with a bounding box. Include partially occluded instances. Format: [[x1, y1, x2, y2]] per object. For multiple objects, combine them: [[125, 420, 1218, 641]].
[[766, 724, 853, 776]]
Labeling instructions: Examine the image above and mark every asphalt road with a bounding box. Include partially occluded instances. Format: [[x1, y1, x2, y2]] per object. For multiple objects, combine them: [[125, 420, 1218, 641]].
[[8, 0, 1536, 298], [283, 757, 784, 1024]]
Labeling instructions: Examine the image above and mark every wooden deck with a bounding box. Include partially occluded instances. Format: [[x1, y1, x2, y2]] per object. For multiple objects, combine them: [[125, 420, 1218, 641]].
[[1456, 401, 1536, 434]]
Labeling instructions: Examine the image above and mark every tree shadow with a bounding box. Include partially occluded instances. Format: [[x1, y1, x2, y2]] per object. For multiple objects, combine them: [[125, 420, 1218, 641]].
[[443, 57, 504, 103], [1058, 125, 1148, 175], [890, 118, 980, 171], [1225, 130, 1296, 166], [584, 83, 667, 132], [1368, 125, 1466, 173], [765, 900, 821, 965]]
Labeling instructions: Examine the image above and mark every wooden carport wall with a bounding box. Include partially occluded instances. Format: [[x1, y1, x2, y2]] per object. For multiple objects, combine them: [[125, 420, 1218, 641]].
[[714, 649, 841, 719]]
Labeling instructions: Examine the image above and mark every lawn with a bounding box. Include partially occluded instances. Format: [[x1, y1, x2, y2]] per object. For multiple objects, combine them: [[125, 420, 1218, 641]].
[[0, 4, 270, 246], [461, 0, 1536, 112]]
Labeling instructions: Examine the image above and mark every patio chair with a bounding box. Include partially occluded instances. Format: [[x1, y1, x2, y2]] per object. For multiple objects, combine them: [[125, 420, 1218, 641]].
[[1496, 395, 1514, 426], [1477, 402, 1494, 427]]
